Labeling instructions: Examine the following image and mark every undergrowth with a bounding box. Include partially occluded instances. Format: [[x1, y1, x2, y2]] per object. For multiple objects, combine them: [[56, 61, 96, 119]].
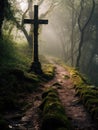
[[0, 36, 56, 128], [0, 36, 40, 128], [67, 66, 98, 125]]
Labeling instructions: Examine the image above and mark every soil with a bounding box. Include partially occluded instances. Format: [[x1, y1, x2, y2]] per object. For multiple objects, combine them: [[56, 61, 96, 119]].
[[4, 64, 97, 130]]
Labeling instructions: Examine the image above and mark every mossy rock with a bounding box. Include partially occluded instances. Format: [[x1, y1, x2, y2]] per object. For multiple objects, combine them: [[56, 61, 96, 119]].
[[75, 84, 86, 92], [82, 94, 96, 104], [40, 87, 72, 130], [79, 88, 98, 97], [75, 87, 85, 96], [43, 101, 65, 115], [24, 72, 40, 83], [42, 88, 58, 99], [42, 64, 55, 80], [47, 92, 59, 98], [85, 98, 98, 111], [39, 96, 59, 111], [41, 112, 71, 130], [75, 85, 96, 97]]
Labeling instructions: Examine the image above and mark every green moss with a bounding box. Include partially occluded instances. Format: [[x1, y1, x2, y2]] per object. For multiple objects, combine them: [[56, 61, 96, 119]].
[[66, 65, 98, 124], [42, 88, 57, 99], [75, 85, 87, 96], [41, 112, 71, 130], [47, 92, 59, 98], [24, 72, 40, 82], [80, 89, 98, 97], [74, 83, 85, 90], [40, 87, 72, 130], [43, 101, 65, 114], [0, 68, 40, 113], [40, 95, 59, 111], [85, 98, 98, 111], [82, 94, 95, 104], [42, 64, 55, 80]]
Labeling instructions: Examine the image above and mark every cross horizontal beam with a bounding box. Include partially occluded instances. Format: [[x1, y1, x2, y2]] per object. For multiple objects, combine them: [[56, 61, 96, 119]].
[[23, 19, 48, 24]]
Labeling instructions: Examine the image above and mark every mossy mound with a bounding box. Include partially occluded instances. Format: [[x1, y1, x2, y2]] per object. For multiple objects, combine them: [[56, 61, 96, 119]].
[[42, 64, 55, 80], [0, 68, 40, 113], [40, 88, 72, 130], [42, 88, 58, 99], [40, 90, 59, 111], [41, 113, 70, 130], [68, 66, 98, 124], [43, 101, 65, 114]]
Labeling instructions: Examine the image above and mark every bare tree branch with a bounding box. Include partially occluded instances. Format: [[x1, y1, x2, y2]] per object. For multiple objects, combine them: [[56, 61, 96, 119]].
[[76, 0, 95, 68]]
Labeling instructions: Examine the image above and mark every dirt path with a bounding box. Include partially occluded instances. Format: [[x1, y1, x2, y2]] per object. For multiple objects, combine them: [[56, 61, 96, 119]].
[[54, 65, 96, 130], [43, 64, 97, 130], [6, 64, 97, 130]]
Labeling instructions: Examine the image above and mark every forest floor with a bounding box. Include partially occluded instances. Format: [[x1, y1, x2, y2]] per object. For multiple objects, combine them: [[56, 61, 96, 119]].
[[4, 63, 97, 130]]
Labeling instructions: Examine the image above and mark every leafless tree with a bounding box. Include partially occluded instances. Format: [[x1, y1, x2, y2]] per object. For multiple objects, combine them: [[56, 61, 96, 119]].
[[76, 0, 95, 69]]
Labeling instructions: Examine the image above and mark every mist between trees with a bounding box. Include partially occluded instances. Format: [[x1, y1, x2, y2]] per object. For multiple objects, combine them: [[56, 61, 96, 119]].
[[0, 0, 98, 85]]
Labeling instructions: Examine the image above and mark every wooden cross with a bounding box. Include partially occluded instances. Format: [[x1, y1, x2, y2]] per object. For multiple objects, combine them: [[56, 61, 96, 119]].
[[23, 5, 48, 73]]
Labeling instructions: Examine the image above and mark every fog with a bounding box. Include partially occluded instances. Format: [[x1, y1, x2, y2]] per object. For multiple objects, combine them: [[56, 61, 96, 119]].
[[39, 1, 70, 60], [5, 0, 98, 85]]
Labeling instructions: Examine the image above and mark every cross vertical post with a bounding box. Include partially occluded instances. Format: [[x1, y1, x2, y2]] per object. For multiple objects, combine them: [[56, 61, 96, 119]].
[[34, 5, 38, 62], [23, 5, 48, 74]]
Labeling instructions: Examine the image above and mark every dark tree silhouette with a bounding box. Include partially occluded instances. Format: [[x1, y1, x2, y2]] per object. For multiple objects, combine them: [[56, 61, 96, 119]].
[[0, 1, 5, 37], [0, 0, 13, 38], [76, 0, 95, 69]]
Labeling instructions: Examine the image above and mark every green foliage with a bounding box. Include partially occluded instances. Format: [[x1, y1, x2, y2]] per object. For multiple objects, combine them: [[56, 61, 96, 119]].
[[0, 36, 30, 71], [24, 72, 40, 83], [0, 68, 40, 113], [0, 36, 40, 113], [0, 36, 15, 63]]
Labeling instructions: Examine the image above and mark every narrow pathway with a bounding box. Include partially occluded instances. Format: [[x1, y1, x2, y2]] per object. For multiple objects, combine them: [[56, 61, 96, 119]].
[[6, 64, 97, 130], [43, 64, 96, 130]]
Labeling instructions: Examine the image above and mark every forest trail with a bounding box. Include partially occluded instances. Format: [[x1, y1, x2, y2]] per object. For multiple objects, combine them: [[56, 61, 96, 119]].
[[6, 63, 96, 130], [42, 64, 96, 130]]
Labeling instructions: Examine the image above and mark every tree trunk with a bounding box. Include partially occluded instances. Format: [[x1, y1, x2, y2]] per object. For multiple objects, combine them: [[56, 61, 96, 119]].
[[0, 1, 5, 38], [88, 23, 98, 73], [76, 0, 95, 69], [70, 0, 75, 66], [76, 31, 84, 68]]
